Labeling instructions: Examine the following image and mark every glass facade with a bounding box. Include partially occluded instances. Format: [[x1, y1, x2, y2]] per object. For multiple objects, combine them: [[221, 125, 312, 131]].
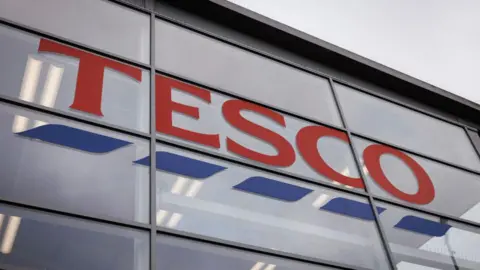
[[0, 1, 479, 270]]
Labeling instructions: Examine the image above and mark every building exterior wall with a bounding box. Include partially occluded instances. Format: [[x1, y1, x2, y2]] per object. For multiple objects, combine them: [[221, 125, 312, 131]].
[[0, 0, 479, 269]]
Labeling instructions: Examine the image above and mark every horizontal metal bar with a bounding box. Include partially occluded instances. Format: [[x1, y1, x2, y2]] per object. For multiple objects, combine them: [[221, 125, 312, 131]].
[[0, 18, 151, 71], [155, 227, 362, 270], [372, 195, 480, 229], [155, 70, 348, 132], [0, 95, 151, 140], [154, 135, 369, 198], [351, 130, 480, 177], [107, 0, 152, 14], [466, 125, 479, 132], [0, 197, 151, 231]]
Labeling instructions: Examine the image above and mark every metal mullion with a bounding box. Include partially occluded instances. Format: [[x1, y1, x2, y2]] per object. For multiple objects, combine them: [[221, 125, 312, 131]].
[[372, 194, 480, 231], [155, 228, 362, 270], [154, 69, 347, 133], [149, 9, 157, 270], [155, 136, 369, 198], [331, 78, 465, 130], [0, 18, 151, 71], [106, 0, 152, 14], [329, 78, 397, 270], [351, 130, 480, 177], [0, 96, 150, 140], [0, 197, 150, 231]]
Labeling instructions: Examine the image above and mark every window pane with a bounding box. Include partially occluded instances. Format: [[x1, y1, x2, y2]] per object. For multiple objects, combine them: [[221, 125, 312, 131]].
[[154, 144, 389, 269], [352, 136, 480, 224], [155, 75, 361, 190], [0, 25, 150, 133], [0, 102, 150, 223], [335, 83, 480, 170], [155, 20, 341, 125], [157, 235, 339, 270], [0, 0, 149, 63], [376, 201, 480, 270], [0, 203, 149, 270]]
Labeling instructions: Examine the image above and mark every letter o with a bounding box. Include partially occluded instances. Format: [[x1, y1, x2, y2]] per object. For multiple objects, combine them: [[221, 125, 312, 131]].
[[363, 144, 435, 205]]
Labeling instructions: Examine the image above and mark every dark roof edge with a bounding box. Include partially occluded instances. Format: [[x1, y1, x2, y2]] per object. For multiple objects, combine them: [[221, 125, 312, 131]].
[[162, 0, 480, 126]]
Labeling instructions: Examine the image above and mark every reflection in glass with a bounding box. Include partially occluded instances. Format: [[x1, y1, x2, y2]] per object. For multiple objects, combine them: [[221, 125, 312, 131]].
[[157, 235, 337, 270], [0, 203, 148, 270], [0, 102, 150, 223], [376, 201, 480, 270], [0, 25, 150, 132], [352, 136, 480, 224], [155, 144, 390, 269], [335, 82, 480, 171]]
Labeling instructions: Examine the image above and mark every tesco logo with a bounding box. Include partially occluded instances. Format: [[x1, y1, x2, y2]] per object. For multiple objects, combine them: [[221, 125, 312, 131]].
[[37, 38, 435, 205]]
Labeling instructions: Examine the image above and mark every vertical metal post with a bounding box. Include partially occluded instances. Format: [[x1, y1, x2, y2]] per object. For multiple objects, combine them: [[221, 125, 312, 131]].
[[328, 78, 398, 270], [149, 5, 157, 270]]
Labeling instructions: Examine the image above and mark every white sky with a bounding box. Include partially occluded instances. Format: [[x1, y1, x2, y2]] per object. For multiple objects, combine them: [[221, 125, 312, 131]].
[[228, 0, 480, 105]]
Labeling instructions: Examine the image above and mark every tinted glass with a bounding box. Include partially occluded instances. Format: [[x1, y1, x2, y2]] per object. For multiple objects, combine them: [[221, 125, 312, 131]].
[[155, 20, 341, 125], [376, 201, 480, 270], [0, 25, 150, 133], [155, 75, 362, 190], [0, 0, 150, 63], [154, 144, 390, 269], [0, 102, 150, 223], [0, 203, 149, 270], [157, 235, 338, 270], [335, 83, 480, 171], [352, 136, 480, 224]]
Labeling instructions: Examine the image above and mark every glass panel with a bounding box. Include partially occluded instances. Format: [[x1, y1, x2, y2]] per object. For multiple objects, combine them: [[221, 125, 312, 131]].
[[0, 102, 150, 223], [352, 136, 480, 224], [0, 203, 149, 270], [154, 144, 390, 269], [0, 0, 150, 63], [155, 20, 341, 125], [155, 74, 362, 190], [0, 25, 150, 133], [157, 234, 339, 270], [376, 201, 480, 270], [335, 83, 480, 171]]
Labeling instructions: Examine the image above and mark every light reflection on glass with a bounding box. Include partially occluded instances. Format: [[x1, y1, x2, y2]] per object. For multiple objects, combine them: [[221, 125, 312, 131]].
[[0, 215, 21, 254], [156, 209, 183, 228]]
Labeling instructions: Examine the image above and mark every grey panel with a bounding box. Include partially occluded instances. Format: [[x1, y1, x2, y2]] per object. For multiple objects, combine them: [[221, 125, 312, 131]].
[[0, 203, 149, 270], [155, 144, 390, 270], [0, 103, 150, 223], [338, 83, 480, 171], [376, 201, 480, 270], [157, 235, 340, 270], [155, 19, 342, 126], [0, 0, 150, 63]]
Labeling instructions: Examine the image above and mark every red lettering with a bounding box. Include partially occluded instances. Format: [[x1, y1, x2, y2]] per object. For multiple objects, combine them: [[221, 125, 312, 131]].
[[222, 100, 295, 167], [363, 144, 435, 204], [296, 126, 364, 188], [38, 39, 142, 116], [156, 75, 220, 148]]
